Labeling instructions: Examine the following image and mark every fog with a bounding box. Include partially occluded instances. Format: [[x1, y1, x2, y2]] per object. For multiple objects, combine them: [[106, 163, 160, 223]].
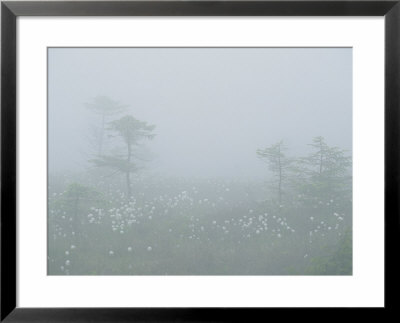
[[48, 48, 351, 179], [48, 48, 352, 275]]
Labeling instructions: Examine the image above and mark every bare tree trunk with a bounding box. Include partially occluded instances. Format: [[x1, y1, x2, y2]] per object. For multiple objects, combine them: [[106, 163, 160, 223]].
[[73, 196, 80, 237], [319, 140, 323, 175], [126, 171, 131, 199], [278, 144, 282, 205], [98, 113, 105, 156], [126, 142, 132, 199]]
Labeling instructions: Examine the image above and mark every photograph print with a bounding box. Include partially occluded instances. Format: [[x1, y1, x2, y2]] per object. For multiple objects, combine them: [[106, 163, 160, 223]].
[[48, 47, 352, 275]]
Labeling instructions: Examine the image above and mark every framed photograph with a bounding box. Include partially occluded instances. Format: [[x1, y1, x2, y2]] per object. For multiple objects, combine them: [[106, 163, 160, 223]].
[[1, 0, 399, 320]]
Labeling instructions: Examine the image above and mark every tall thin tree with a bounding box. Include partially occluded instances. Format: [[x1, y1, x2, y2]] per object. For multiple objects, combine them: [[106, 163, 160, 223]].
[[257, 140, 292, 205], [90, 115, 155, 198], [299, 136, 352, 201], [85, 96, 128, 156]]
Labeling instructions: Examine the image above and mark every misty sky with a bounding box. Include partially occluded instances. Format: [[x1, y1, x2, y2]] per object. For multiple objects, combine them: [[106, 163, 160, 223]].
[[48, 48, 352, 179]]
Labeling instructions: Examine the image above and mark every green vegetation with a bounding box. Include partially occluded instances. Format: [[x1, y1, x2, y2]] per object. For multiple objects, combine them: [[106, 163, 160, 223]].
[[48, 130, 352, 275]]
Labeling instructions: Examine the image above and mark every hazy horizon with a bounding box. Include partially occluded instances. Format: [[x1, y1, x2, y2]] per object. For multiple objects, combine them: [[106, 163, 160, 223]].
[[48, 47, 352, 180]]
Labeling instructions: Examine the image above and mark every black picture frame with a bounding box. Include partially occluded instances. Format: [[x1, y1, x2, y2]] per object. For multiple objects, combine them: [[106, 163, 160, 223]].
[[1, 0, 399, 321]]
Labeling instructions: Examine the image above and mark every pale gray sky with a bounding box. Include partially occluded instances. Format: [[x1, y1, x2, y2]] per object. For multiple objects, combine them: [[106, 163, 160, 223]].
[[48, 47, 352, 179]]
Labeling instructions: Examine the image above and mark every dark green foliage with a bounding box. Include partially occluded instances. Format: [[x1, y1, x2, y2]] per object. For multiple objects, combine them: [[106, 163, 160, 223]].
[[306, 229, 352, 275]]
